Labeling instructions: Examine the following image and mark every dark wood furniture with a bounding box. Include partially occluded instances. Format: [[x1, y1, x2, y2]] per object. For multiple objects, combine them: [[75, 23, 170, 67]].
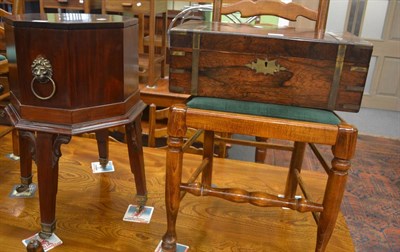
[[161, 0, 373, 252], [4, 13, 147, 238]]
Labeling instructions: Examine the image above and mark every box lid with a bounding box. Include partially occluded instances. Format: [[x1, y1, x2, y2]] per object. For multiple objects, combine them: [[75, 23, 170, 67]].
[[5, 13, 137, 29], [169, 20, 373, 64], [169, 20, 372, 46]]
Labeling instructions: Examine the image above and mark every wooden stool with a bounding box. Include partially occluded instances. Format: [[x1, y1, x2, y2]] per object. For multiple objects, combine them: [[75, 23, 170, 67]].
[[161, 0, 372, 251]]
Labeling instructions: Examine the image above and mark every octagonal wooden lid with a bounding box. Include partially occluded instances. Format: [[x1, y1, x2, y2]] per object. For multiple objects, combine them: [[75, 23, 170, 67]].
[[5, 13, 137, 29]]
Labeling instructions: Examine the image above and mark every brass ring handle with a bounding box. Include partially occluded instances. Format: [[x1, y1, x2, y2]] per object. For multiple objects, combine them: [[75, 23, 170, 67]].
[[31, 76, 56, 100], [31, 56, 56, 100]]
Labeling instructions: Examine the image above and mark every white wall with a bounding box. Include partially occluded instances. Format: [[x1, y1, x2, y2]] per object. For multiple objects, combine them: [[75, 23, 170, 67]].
[[327, 0, 400, 139], [327, 0, 349, 33], [337, 109, 400, 139]]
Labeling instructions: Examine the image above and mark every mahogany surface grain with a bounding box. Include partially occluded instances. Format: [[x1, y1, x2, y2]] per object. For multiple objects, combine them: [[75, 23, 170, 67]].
[[0, 133, 354, 251]]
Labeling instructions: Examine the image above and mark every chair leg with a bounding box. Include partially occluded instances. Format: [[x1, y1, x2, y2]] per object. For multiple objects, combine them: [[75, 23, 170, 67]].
[[202, 130, 214, 187], [255, 137, 268, 163], [217, 132, 229, 158], [315, 125, 357, 252], [316, 157, 350, 252], [148, 104, 157, 148], [162, 105, 187, 252], [284, 141, 306, 198], [160, 12, 167, 78]]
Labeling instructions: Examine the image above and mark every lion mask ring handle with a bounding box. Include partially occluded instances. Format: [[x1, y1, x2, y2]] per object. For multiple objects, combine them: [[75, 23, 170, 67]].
[[31, 56, 56, 100]]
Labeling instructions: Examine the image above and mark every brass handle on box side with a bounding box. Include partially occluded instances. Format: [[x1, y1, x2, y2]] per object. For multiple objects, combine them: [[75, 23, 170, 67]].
[[31, 56, 56, 100]]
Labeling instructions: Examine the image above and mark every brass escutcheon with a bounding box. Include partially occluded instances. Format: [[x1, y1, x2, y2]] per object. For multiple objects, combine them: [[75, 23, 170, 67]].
[[245, 58, 286, 75]]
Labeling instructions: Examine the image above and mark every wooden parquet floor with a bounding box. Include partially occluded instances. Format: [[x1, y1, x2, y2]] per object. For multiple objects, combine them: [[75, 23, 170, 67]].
[[0, 132, 354, 252], [248, 135, 400, 252]]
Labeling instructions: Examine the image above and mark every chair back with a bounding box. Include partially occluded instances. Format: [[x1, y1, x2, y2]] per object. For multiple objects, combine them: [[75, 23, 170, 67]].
[[213, 0, 329, 35], [0, 0, 22, 15], [0, 0, 22, 155], [0, 0, 22, 52]]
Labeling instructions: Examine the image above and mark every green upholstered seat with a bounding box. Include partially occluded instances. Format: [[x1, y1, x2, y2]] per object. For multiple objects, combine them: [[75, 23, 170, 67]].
[[0, 54, 6, 61], [187, 97, 341, 125]]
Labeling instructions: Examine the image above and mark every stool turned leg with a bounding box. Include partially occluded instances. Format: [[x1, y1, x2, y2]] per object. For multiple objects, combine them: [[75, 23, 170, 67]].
[[284, 142, 306, 198], [125, 117, 147, 208], [95, 129, 109, 168], [147, 11, 156, 88], [16, 130, 34, 193], [315, 125, 357, 252], [217, 132, 229, 158], [202, 130, 214, 187], [255, 137, 268, 163], [162, 105, 187, 252], [36, 132, 71, 239]]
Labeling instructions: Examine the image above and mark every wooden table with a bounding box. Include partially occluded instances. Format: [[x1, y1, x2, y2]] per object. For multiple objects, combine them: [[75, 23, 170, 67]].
[[140, 78, 190, 107], [0, 133, 355, 251]]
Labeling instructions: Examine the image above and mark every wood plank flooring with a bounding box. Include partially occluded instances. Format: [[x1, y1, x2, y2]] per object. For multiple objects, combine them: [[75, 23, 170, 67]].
[[0, 133, 353, 251]]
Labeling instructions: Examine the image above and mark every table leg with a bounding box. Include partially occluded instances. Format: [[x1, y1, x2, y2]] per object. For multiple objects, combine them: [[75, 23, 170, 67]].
[[16, 130, 34, 193], [95, 129, 109, 168], [12, 129, 20, 157], [35, 132, 70, 238], [125, 116, 147, 207]]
